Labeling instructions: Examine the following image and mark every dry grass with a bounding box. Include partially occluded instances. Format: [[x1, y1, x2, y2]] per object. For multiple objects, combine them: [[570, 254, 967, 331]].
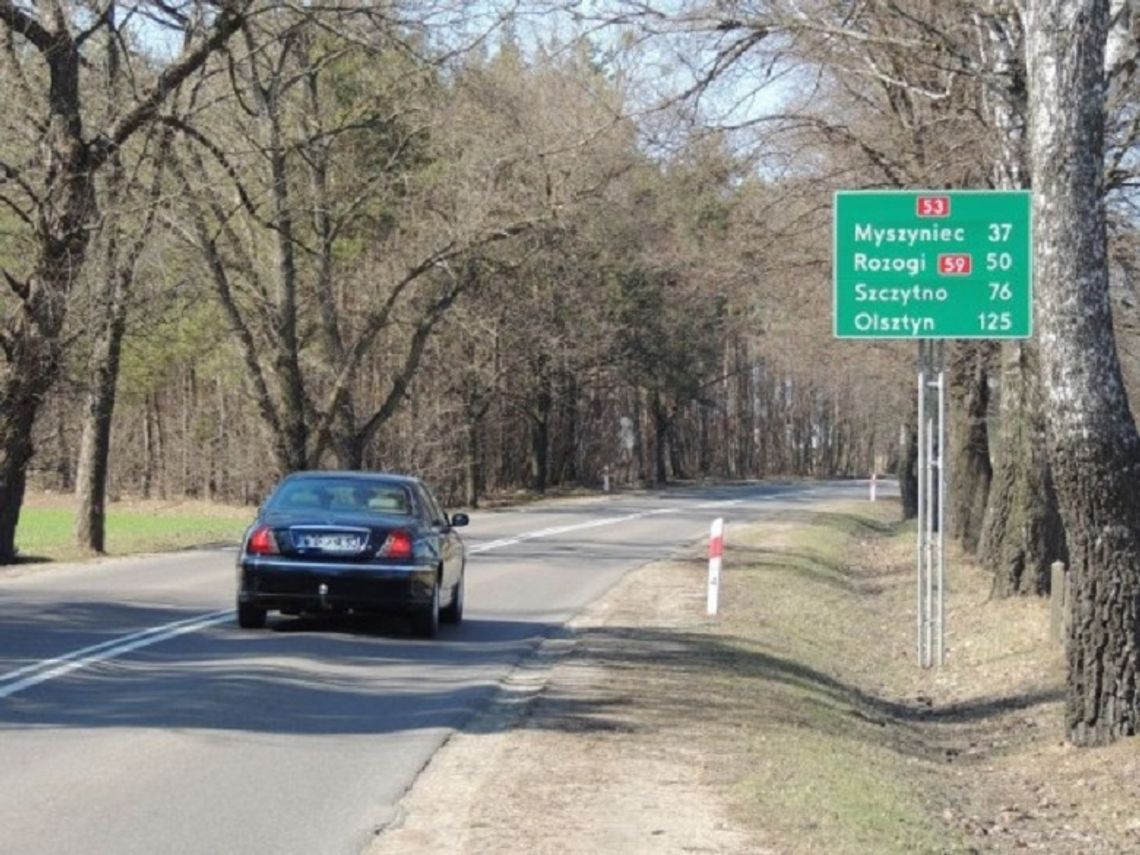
[[714, 502, 1140, 853]]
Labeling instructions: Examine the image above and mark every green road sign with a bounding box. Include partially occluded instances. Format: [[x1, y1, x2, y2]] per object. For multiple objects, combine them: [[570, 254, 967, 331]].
[[833, 190, 1032, 339]]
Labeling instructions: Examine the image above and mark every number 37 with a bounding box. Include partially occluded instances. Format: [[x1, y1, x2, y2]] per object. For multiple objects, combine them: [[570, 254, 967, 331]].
[[988, 223, 1013, 242]]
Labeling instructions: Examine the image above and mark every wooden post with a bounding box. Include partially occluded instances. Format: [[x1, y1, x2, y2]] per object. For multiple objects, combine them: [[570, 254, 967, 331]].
[[1050, 560, 1067, 643]]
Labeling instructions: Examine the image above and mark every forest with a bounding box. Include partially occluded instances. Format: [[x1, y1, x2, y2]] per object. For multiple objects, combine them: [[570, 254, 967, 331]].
[[1, 1, 1138, 744]]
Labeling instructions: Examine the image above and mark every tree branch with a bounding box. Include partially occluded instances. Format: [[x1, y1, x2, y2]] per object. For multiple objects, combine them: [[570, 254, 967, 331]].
[[90, 2, 250, 170], [0, 1, 54, 53], [169, 151, 285, 443], [159, 115, 269, 227], [2, 268, 29, 301], [0, 190, 33, 227], [307, 224, 531, 460], [354, 264, 476, 446]]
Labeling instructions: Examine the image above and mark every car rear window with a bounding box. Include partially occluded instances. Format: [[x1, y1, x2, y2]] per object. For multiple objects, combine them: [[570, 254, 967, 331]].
[[266, 479, 413, 515]]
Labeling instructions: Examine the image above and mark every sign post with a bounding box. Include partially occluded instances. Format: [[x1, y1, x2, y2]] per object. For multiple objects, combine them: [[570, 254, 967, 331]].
[[833, 189, 1032, 668], [707, 518, 724, 616]]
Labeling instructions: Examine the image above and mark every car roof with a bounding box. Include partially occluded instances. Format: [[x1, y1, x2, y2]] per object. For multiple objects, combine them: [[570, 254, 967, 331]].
[[280, 471, 421, 486]]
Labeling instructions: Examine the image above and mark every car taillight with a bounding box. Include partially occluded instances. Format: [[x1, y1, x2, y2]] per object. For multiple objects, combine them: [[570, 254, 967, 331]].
[[247, 526, 279, 555], [377, 530, 413, 559]]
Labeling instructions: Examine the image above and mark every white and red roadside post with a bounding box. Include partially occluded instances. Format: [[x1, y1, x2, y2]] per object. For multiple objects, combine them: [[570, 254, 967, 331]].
[[707, 518, 724, 616]]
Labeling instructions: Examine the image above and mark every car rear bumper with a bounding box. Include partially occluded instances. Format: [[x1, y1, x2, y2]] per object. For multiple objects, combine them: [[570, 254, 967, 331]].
[[238, 556, 437, 614]]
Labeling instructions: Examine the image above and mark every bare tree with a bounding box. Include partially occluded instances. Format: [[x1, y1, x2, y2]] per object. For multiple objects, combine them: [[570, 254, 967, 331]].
[[0, 0, 249, 563], [74, 7, 176, 553]]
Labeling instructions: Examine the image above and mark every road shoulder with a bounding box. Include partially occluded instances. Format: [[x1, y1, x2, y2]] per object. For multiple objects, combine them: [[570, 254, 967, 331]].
[[367, 539, 756, 854]]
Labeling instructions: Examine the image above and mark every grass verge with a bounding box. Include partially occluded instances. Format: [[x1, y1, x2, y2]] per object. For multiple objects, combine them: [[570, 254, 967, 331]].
[[706, 504, 962, 853], [698, 502, 1140, 853], [14, 493, 251, 562]]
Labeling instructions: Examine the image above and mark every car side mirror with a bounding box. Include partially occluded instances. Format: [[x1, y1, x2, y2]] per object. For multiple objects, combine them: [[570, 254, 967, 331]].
[[450, 512, 469, 528]]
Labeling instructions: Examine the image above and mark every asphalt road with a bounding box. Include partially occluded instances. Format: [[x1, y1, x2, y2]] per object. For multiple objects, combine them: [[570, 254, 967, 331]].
[[0, 479, 893, 855]]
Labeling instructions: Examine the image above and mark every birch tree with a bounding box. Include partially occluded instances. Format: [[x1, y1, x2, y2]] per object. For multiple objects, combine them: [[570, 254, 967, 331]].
[[1029, 0, 1140, 745]]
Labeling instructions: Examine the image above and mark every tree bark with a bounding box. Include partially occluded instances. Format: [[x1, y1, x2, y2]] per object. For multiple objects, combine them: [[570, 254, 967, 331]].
[[0, 381, 38, 562], [970, 1, 1067, 591], [74, 288, 127, 552], [465, 414, 481, 508], [651, 389, 668, 485], [1028, 0, 1140, 746], [0, 22, 94, 562], [979, 341, 1067, 594], [141, 394, 154, 499], [529, 403, 550, 493]]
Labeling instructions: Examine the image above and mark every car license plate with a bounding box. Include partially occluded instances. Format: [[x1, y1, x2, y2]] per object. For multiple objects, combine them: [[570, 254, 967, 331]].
[[297, 533, 362, 552]]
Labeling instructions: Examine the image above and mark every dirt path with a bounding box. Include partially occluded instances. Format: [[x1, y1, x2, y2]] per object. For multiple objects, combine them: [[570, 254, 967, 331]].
[[367, 552, 759, 854]]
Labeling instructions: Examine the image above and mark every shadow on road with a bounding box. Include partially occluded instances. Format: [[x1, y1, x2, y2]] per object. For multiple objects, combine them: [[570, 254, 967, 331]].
[[0, 600, 564, 737], [0, 597, 1059, 766]]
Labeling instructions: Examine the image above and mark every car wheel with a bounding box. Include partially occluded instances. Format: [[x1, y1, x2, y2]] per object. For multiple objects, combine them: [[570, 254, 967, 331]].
[[441, 570, 464, 625], [411, 581, 440, 638], [237, 601, 267, 629]]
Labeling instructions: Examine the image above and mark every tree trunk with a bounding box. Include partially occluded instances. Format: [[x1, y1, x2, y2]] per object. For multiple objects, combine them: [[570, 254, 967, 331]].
[[141, 393, 154, 499], [530, 376, 552, 493], [1028, 0, 1140, 746], [267, 106, 309, 473], [899, 417, 918, 520], [979, 341, 1067, 595], [53, 397, 72, 491], [668, 416, 686, 480], [530, 410, 549, 493], [0, 269, 74, 562], [651, 389, 668, 485], [0, 387, 39, 563], [465, 414, 480, 508], [334, 430, 366, 471], [153, 392, 168, 500], [74, 293, 127, 553], [948, 341, 996, 553]]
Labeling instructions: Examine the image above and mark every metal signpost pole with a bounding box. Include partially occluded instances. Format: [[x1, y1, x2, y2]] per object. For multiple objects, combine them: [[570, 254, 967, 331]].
[[916, 339, 945, 669], [925, 357, 935, 668], [916, 342, 927, 667], [936, 340, 947, 666]]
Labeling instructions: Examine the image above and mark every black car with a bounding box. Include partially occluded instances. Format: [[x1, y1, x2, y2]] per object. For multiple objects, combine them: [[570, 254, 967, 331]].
[[236, 472, 468, 637]]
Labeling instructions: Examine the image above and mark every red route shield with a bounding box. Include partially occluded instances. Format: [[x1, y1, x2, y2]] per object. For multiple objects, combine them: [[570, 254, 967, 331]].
[[916, 195, 951, 217], [938, 253, 973, 275]]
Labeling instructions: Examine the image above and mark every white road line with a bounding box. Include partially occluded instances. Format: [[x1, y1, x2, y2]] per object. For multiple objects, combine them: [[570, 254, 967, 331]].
[[0, 610, 233, 699], [0, 609, 233, 685], [0, 500, 733, 697], [468, 508, 675, 554]]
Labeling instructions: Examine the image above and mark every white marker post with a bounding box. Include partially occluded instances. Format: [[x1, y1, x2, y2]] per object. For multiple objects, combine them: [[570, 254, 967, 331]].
[[707, 517, 724, 616], [870, 472, 878, 502]]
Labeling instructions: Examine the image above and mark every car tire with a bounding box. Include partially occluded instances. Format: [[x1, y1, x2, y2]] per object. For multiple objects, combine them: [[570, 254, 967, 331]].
[[411, 581, 440, 638], [237, 602, 267, 629], [441, 570, 464, 625]]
